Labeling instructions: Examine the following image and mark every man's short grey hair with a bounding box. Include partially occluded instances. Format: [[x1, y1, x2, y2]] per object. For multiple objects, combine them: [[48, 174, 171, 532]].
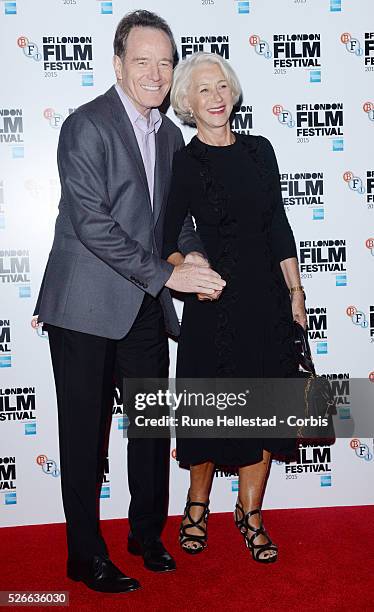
[[113, 10, 177, 64], [171, 52, 242, 126]]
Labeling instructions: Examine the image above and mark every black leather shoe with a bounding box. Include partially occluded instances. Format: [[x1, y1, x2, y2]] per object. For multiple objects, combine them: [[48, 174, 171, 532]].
[[67, 554, 141, 593], [127, 535, 176, 572]]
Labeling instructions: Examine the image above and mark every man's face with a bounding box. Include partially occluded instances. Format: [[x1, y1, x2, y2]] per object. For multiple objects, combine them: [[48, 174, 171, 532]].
[[114, 26, 174, 116]]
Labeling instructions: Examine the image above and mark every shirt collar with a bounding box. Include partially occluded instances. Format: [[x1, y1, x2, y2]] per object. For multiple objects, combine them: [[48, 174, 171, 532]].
[[115, 83, 162, 134]]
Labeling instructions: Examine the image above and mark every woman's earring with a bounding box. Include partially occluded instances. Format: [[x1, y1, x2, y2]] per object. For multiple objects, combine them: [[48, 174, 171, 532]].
[[189, 109, 193, 118]]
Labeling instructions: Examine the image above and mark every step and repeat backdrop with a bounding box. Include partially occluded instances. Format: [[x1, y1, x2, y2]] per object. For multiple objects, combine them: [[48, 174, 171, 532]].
[[1, 0, 373, 527]]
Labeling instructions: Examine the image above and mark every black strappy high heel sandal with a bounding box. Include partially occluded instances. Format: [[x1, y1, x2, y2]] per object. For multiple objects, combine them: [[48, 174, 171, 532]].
[[179, 497, 210, 555], [234, 500, 278, 563]]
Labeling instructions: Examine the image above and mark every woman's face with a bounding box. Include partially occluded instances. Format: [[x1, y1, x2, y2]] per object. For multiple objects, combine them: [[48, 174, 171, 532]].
[[186, 62, 235, 132]]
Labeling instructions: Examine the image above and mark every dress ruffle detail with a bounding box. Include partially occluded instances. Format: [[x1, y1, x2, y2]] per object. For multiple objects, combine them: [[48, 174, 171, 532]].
[[187, 137, 239, 376]]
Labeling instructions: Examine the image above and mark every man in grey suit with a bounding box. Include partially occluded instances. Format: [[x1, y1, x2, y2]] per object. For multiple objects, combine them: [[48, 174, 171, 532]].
[[33, 10, 224, 594]]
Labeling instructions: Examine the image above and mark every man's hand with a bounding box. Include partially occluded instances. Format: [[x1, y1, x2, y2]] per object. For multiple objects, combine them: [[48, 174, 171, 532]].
[[184, 252, 223, 301], [31, 315, 42, 329], [165, 262, 226, 295]]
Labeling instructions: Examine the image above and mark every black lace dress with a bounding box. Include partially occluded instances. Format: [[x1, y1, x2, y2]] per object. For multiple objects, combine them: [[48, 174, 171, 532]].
[[163, 134, 299, 466]]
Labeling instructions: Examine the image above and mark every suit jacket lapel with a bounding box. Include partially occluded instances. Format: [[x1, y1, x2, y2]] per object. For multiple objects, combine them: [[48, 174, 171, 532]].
[[106, 86, 152, 209], [153, 126, 169, 227]]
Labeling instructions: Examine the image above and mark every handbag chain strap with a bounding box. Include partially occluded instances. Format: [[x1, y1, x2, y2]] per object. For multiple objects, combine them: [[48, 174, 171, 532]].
[[297, 372, 315, 439]]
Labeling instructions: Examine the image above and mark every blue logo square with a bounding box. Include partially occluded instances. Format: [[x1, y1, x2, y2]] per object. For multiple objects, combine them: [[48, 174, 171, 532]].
[[100, 486, 110, 499], [19, 285, 31, 298], [5, 2, 17, 15], [0, 355, 11, 368], [339, 407, 351, 420], [82, 74, 94, 87], [330, 0, 341, 12], [320, 475, 332, 487], [336, 274, 347, 286], [5, 492, 17, 505], [12, 146, 24, 159], [313, 208, 324, 220], [25, 423, 37, 435], [231, 479, 239, 492], [317, 342, 328, 354], [118, 415, 129, 430], [101, 1, 113, 14], [238, 1, 250, 14], [310, 70, 321, 83], [332, 139, 344, 151]]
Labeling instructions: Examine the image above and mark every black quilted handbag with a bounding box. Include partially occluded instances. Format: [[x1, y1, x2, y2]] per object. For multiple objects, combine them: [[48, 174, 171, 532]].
[[294, 321, 336, 444]]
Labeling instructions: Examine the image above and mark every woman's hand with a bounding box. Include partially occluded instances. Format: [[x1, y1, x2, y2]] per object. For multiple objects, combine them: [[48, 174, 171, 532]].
[[291, 292, 307, 329], [184, 251, 209, 267], [197, 289, 223, 301]]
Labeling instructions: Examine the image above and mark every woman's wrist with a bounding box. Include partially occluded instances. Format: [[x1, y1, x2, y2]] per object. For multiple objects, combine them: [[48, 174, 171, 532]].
[[290, 285, 306, 301], [290, 285, 304, 294], [166, 251, 185, 266]]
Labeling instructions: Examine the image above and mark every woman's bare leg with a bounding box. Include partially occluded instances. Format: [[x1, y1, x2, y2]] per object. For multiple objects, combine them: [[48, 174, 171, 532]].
[[180, 461, 215, 550], [237, 450, 276, 560]]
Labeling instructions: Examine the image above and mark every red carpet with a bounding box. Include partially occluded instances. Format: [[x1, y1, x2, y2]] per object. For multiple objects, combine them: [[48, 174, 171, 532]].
[[1, 507, 373, 611]]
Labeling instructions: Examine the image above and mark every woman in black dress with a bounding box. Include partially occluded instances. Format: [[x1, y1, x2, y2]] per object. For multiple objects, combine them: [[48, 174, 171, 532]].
[[163, 52, 307, 563]]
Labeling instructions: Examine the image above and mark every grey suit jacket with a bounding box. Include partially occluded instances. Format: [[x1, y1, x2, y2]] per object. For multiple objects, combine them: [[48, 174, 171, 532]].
[[34, 86, 203, 339]]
